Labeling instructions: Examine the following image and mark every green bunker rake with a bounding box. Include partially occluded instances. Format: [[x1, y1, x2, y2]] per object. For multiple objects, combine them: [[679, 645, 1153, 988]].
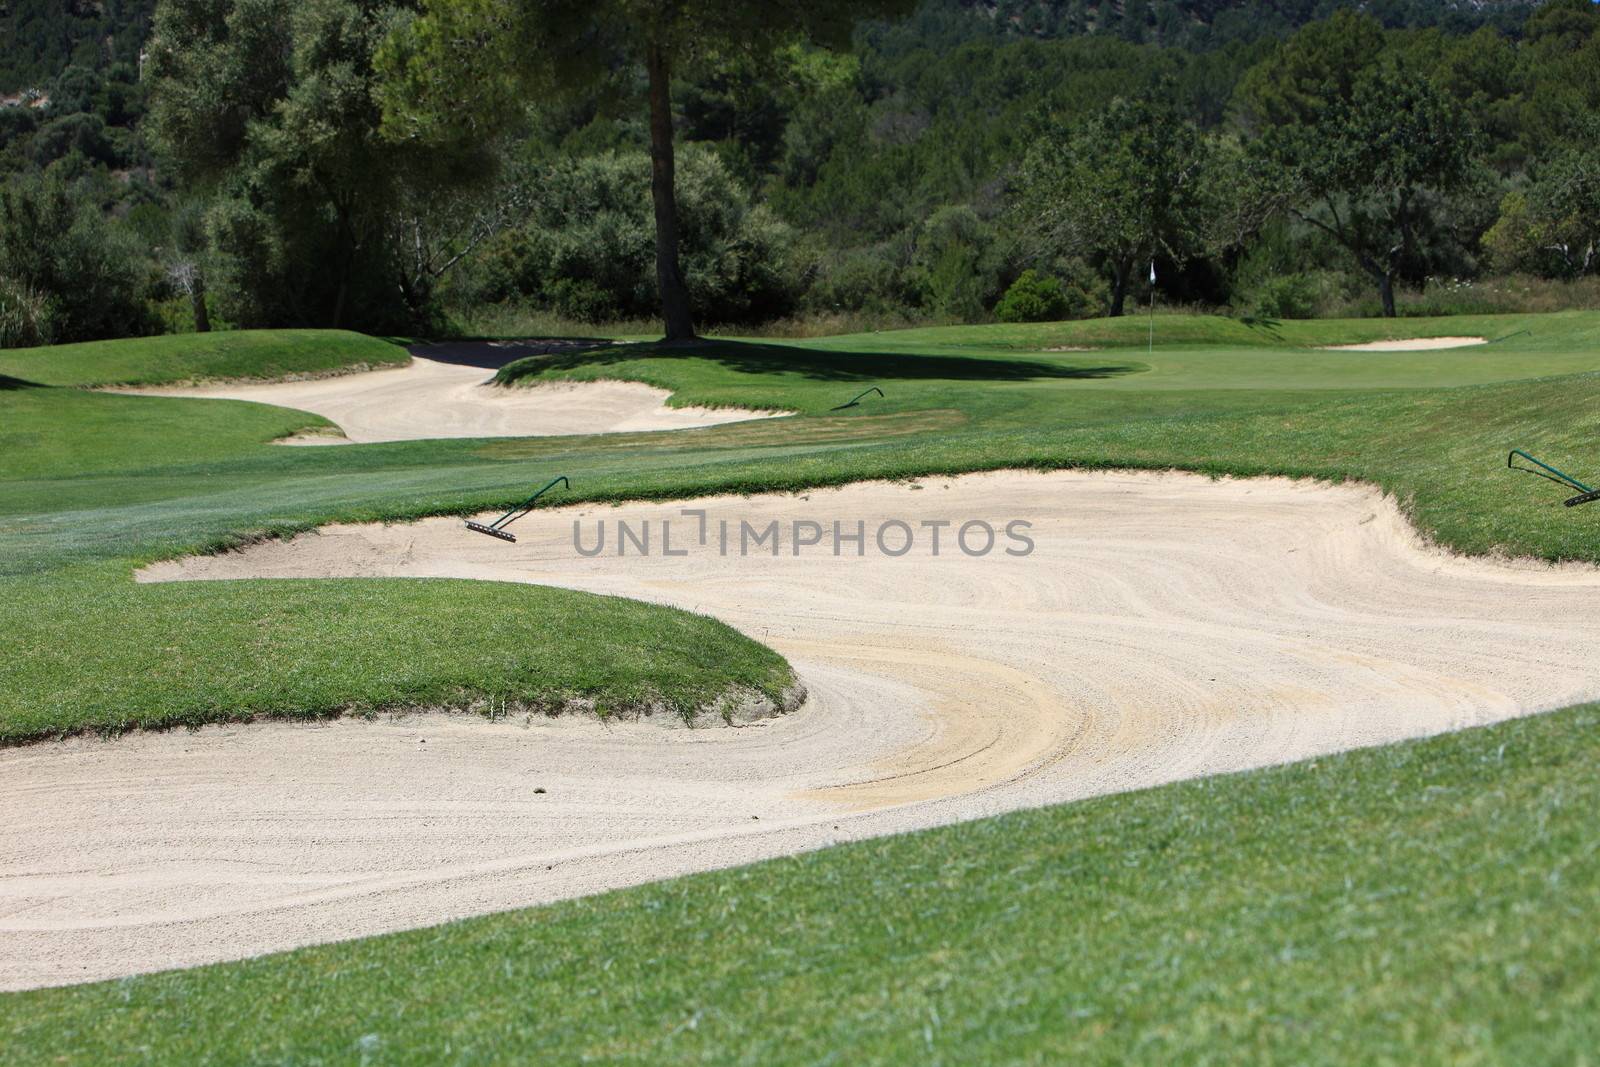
[[465, 476, 570, 543], [830, 386, 883, 412], [1507, 450, 1600, 508]]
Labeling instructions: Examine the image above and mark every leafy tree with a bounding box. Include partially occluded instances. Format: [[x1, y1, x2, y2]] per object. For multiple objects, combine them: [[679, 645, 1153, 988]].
[[0, 0, 154, 95], [473, 146, 796, 325], [380, 0, 915, 341], [1433, 26, 1524, 172], [1484, 128, 1600, 278], [0, 0, 1582, 333], [1248, 64, 1482, 316], [0, 173, 151, 344], [1516, 0, 1600, 153], [911, 205, 1003, 320], [0, 274, 53, 349], [799, 240, 920, 317], [30, 112, 114, 169], [1231, 10, 1385, 130], [1013, 95, 1212, 316], [164, 200, 212, 333], [147, 0, 497, 330]]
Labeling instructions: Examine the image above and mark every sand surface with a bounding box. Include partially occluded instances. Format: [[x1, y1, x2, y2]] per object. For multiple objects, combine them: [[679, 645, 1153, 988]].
[[5, 470, 1600, 989], [112, 354, 784, 442], [1319, 336, 1488, 351]]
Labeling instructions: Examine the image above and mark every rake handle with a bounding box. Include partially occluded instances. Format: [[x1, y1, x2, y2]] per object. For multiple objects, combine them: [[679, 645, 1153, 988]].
[[1508, 450, 1594, 495], [482, 475, 571, 532]]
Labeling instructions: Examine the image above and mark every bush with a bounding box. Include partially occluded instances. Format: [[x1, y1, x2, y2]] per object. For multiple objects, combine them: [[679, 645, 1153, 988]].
[[0, 174, 152, 343], [1249, 274, 1319, 319], [0, 275, 56, 349], [911, 206, 1003, 320], [800, 240, 919, 316], [995, 270, 1070, 322], [151, 292, 229, 335], [473, 146, 800, 326], [1231, 268, 1362, 319]]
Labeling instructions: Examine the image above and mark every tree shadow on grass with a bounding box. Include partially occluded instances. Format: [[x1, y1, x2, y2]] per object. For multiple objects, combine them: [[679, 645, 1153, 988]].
[[1238, 315, 1284, 338], [0, 374, 38, 390], [498, 338, 1147, 384], [410, 338, 618, 370]]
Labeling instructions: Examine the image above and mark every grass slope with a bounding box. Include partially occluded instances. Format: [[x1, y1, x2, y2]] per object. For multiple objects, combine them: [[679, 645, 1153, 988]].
[[3, 568, 790, 738], [6, 702, 1597, 1064], [0, 329, 408, 387]]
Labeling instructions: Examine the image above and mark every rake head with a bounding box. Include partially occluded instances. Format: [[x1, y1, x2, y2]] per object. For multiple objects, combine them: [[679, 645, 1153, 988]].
[[465, 520, 517, 543], [1565, 489, 1600, 508]]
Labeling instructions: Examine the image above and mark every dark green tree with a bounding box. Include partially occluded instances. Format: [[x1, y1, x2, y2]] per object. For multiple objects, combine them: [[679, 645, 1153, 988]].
[[1232, 10, 1385, 130], [473, 145, 796, 324], [380, 0, 914, 341], [147, 0, 496, 329], [911, 205, 1003, 320], [1485, 125, 1600, 278], [0, 173, 150, 344], [1249, 65, 1482, 316], [1013, 95, 1213, 316]]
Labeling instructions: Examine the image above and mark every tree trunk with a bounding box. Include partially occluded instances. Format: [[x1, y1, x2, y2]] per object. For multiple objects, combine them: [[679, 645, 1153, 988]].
[[190, 274, 210, 333], [1108, 259, 1131, 317], [646, 38, 696, 342], [1377, 272, 1396, 318], [331, 275, 347, 330]]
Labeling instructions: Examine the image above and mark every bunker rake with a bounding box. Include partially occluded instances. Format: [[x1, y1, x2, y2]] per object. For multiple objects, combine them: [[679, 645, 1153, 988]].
[[831, 386, 884, 412], [1507, 450, 1600, 507], [465, 476, 570, 542]]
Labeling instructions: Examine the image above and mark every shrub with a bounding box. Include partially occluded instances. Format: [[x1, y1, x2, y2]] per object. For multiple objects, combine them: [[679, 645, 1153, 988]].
[[1250, 274, 1319, 319], [0, 174, 152, 343], [0, 275, 56, 349], [800, 239, 919, 315], [911, 206, 1003, 320], [995, 270, 1070, 323], [478, 146, 800, 326]]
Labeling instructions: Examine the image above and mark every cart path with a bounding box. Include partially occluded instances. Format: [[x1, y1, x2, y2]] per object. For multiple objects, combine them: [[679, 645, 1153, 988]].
[[4, 469, 1599, 989]]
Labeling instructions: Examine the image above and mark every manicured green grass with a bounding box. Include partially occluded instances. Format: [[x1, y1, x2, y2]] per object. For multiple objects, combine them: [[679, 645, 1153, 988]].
[[822, 308, 1576, 352], [7, 701, 1597, 1064], [0, 387, 331, 478], [0, 329, 408, 387], [2, 565, 791, 740], [4, 313, 1599, 741]]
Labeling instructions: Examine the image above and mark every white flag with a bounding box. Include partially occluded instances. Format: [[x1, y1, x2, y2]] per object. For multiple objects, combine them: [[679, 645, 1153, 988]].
[[1149, 261, 1156, 284]]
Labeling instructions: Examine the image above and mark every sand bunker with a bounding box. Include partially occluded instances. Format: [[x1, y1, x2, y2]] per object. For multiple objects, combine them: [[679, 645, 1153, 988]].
[[114, 355, 785, 443], [1319, 336, 1487, 351], [5, 470, 1600, 988]]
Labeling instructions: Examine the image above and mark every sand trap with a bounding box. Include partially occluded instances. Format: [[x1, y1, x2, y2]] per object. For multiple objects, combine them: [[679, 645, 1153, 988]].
[[1319, 336, 1487, 351], [110, 355, 785, 443], [5, 470, 1600, 988]]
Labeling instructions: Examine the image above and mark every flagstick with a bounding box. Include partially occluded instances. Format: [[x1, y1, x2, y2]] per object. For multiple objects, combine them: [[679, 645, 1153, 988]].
[[1147, 260, 1156, 356]]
